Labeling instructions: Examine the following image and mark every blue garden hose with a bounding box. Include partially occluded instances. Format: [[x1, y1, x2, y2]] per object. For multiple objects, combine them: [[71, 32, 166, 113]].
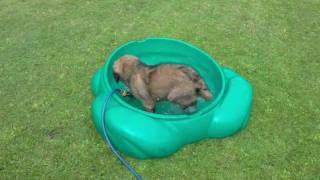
[[101, 89, 143, 180]]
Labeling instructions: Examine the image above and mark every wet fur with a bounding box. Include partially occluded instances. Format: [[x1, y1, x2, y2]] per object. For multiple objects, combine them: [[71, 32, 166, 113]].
[[113, 55, 213, 112]]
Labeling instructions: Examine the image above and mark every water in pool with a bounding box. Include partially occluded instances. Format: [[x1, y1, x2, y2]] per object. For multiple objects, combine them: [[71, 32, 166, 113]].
[[120, 94, 208, 115]]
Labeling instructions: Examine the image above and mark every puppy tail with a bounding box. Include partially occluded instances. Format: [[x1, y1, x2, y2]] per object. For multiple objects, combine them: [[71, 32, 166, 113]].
[[178, 65, 213, 100], [195, 80, 213, 100], [198, 89, 213, 100]]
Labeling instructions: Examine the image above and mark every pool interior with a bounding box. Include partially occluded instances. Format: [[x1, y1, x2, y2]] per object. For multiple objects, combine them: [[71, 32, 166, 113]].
[[118, 82, 209, 115], [106, 40, 224, 115]]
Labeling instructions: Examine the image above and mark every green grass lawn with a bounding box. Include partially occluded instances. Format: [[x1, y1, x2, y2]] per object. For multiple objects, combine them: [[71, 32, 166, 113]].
[[1, 0, 319, 179]]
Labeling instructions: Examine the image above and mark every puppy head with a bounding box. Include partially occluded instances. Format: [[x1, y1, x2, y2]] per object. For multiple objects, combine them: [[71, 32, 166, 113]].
[[113, 55, 140, 82]]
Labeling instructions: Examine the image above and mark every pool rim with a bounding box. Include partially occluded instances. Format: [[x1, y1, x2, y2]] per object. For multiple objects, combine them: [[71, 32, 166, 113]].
[[102, 37, 226, 120]]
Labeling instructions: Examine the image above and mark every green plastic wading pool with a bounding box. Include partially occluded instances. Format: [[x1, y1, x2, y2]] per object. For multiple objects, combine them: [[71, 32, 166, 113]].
[[91, 38, 253, 159]]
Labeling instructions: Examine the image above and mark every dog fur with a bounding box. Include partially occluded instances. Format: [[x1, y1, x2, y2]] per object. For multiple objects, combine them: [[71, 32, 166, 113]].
[[113, 54, 213, 112]]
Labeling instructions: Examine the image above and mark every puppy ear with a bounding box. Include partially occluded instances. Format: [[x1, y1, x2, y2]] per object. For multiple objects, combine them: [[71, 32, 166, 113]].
[[141, 68, 154, 84], [130, 74, 152, 101]]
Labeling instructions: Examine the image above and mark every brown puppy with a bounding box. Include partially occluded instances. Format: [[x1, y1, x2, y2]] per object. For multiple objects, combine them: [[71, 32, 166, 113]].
[[113, 55, 213, 112]]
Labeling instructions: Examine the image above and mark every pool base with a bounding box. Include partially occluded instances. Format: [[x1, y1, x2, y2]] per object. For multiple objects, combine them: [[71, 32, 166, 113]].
[[91, 66, 253, 159]]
